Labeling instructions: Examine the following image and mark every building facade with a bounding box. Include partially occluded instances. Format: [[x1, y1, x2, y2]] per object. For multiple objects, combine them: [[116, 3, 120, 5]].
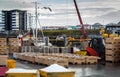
[[0, 9, 27, 31], [0, 11, 5, 31]]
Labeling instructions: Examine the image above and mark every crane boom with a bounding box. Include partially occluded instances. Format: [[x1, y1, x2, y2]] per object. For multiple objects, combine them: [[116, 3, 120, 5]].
[[73, 0, 87, 39]]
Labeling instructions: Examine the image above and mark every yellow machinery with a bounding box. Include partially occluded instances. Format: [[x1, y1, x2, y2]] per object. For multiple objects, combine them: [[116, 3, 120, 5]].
[[67, 37, 89, 56], [100, 28, 118, 38]]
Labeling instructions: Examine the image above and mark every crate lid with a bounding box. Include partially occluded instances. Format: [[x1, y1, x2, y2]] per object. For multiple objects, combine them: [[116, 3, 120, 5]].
[[40, 64, 74, 72], [6, 68, 37, 73]]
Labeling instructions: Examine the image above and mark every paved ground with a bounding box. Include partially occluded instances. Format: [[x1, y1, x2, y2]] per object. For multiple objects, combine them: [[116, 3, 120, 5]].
[[16, 60, 120, 77]]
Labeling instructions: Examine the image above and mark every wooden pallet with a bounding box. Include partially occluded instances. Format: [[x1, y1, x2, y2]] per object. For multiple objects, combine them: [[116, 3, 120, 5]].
[[26, 55, 36, 63], [106, 41, 120, 44], [106, 55, 120, 62], [17, 53, 26, 60], [0, 51, 6, 55], [9, 38, 18, 41], [35, 56, 48, 65], [67, 56, 75, 64], [85, 56, 99, 64], [55, 59, 68, 67], [9, 46, 20, 54], [105, 37, 120, 43], [105, 50, 120, 56], [0, 44, 6, 46], [47, 57, 69, 67], [0, 55, 8, 66], [73, 57, 86, 64], [0, 47, 7, 55], [0, 38, 6, 42], [106, 48, 120, 51], [0, 48, 6, 50], [105, 44, 120, 49], [35, 56, 43, 64], [9, 38, 18, 46]]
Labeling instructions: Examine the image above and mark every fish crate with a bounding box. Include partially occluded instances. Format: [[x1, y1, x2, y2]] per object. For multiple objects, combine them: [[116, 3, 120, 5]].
[[0, 38, 6, 42], [0, 44, 7, 48], [35, 56, 48, 64], [105, 48, 120, 51], [105, 41, 120, 44], [40, 65, 75, 77], [73, 56, 86, 64], [0, 47, 7, 55], [0, 48, 6, 51], [60, 47, 69, 53], [17, 53, 23, 60], [42, 53, 51, 56], [106, 55, 120, 62], [9, 42, 19, 46], [35, 56, 43, 64], [9, 38, 18, 46], [9, 46, 20, 54], [50, 54, 60, 57], [36, 56, 49, 65], [48, 58, 69, 67], [0, 51, 6, 55], [26, 55, 36, 63], [49, 47, 60, 53], [10, 43, 19, 47], [42, 57, 50, 65], [0, 55, 8, 66], [105, 50, 120, 56], [85, 56, 99, 64], [50, 54, 61, 58], [9, 38, 18, 41], [36, 53, 44, 56], [80, 41, 88, 50], [66, 56, 75, 64], [21, 54, 30, 61], [0, 41, 6, 45], [55, 59, 68, 67], [105, 37, 120, 44], [0, 46, 6, 49], [43, 46, 50, 53], [26, 55, 35, 63], [17, 53, 26, 60], [6, 69, 38, 77], [105, 44, 120, 49]]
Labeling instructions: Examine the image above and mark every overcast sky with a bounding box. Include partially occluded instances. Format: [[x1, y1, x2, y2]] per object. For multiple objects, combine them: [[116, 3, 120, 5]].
[[0, 0, 120, 26]]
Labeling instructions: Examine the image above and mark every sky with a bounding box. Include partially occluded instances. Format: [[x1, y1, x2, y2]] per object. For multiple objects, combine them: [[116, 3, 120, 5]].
[[0, 0, 120, 26]]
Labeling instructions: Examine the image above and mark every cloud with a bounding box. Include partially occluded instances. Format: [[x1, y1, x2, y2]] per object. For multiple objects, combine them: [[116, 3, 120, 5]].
[[0, 0, 35, 10], [0, 0, 120, 26], [96, 10, 120, 24], [39, 0, 120, 25]]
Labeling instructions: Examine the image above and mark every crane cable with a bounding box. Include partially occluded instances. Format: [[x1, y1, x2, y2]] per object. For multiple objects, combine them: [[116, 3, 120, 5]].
[[37, 15, 45, 39]]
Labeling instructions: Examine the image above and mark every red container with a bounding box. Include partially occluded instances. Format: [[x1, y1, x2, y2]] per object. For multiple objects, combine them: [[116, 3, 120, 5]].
[[0, 67, 8, 76]]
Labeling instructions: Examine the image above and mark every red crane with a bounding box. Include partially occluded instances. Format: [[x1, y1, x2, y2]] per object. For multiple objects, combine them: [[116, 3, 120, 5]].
[[73, 0, 87, 39]]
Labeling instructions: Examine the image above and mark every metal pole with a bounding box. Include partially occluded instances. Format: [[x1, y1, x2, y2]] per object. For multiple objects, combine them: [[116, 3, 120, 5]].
[[35, 1, 38, 43]]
